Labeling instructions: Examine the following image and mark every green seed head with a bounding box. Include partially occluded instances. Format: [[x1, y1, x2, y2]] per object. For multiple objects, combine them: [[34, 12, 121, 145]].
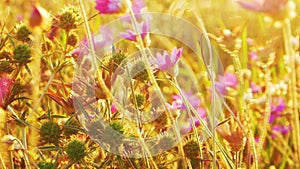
[[183, 140, 200, 159], [0, 62, 14, 73], [13, 44, 31, 64], [66, 140, 86, 161], [108, 52, 127, 71], [130, 93, 145, 108], [59, 7, 80, 31], [37, 161, 57, 169], [16, 25, 31, 42], [131, 60, 149, 81], [67, 33, 78, 47], [39, 121, 61, 145]]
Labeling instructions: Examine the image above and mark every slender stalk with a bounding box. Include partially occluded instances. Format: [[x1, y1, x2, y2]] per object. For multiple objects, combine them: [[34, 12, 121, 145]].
[[127, 5, 187, 168], [173, 78, 204, 167], [256, 67, 271, 158], [125, 65, 142, 132], [192, 11, 236, 169], [0, 153, 7, 169], [63, 160, 75, 169], [283, 19, 300, 167], [229, 49, 258, 169], [31, 70, 56, 116], [77, 0, 112, 100], [77, 1, 157, 168]]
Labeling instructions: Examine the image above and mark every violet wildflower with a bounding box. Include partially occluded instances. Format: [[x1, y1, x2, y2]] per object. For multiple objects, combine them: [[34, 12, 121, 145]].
[[215, 72, 238, 95], [72, 26, 112, 57], [271, 125, 291, 138], [249, 51, 258, 61], [269, 97, 286, 123], [95, 0, 130, 14], [236, 0, 288, 15], [111, 103, 117, 114], [121, 18, 150, 42], [166, 101, 181, 119], [172, 90, 200, 111], [180, 107, 207, 134], [250, 82, 261, 93], [0, 74, 14, 109], [152, 47, 183, 76], [131, 0, 145, 14], [171, 90, 206, 134], [121, 0, 146, 21]]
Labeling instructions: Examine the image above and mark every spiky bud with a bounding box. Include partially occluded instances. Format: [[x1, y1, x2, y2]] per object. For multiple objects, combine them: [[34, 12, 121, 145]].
[[131, 60, 149, 81], [66, 140, 86, 161], [130, 93, 145, 108], [183, 140, 200, 159], [37, 161, 57, 169], [39, 121, 61, 145], [59, 7, 80, 31], [108, 52, 126, 71], [13, 44, 31, 64], [0, 62, 14, 73], [15, 25, 31, 42], [67, 33, 78, 47]]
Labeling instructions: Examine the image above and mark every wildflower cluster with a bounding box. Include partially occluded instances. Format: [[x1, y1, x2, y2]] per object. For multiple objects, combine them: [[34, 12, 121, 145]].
[[0, 0, 300, 168]]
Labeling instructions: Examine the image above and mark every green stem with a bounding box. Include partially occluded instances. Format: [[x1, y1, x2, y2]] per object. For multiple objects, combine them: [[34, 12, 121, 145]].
[[125, 65, 142, 132], [257, 67, 271, 157], [77, 0, 112, 99], [127, 5, 187, 168], [0, 153, 6, 169], [230, 51, 258, 169], [283, 19, 300, 167], [173, 78, 203, 167]]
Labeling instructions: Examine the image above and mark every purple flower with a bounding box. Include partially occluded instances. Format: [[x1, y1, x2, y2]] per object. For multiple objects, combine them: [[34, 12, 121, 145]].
[[120, 0, 146, 22], [249, 51, 258, 61], [215, 73, 238, 95], [250, 82, 261, 93], [172, 90, 201, 110], [72, 26, 112, 57], [171, 90, 207, 134], [111, 103, 117, 114], [180, 107, 207, 134], [95, 0, 129, 14], [152, 47, 183, 76], [121, 19, 150, 42], [0, 74, 14, 108], [131, 0, 145, 14], [271, 125, 291, 138], [269, 97, 286, 123], [236, 0, 288, 15]]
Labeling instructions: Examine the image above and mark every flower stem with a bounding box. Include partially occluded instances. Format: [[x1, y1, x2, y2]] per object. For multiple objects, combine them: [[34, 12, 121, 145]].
[[257, 67, 272, 157], [283, 19, 300, 167], [77, 0, 112, 100], [229, 50, 258, 169], [127, 6, 187, 168]]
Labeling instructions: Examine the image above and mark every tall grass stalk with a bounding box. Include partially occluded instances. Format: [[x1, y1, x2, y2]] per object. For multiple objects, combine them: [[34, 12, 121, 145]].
[[77, 1, 159, 168], [256, 67, 272, 157], [191, 10, 239, 168], [283, 18, 300, 167], [126, 4, 189, 168]]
